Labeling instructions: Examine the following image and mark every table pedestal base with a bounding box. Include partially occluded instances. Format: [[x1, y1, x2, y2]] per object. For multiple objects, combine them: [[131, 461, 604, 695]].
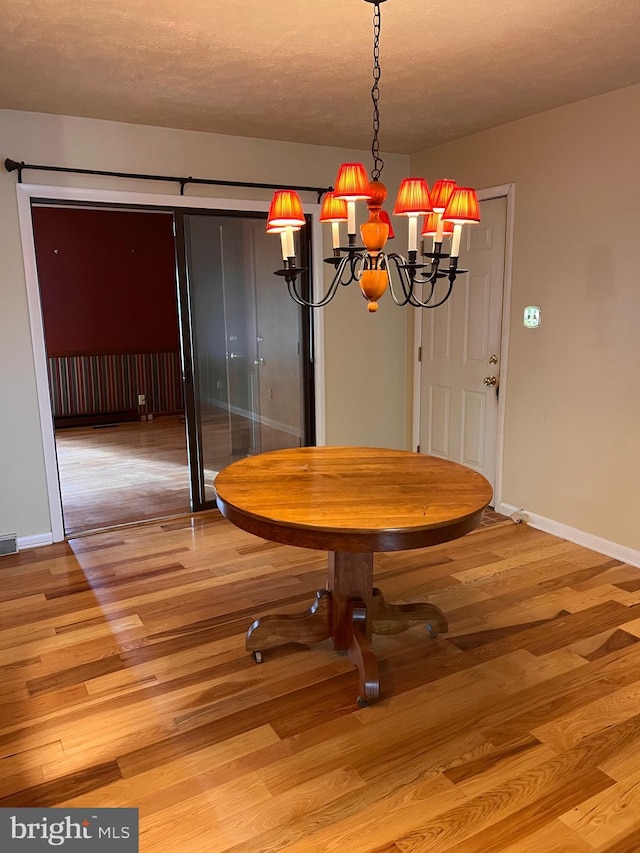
[[245, 551, 448, 706]]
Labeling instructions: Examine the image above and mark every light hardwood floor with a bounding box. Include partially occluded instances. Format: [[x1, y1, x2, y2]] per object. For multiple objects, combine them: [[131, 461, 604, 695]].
[[55, 411, 300, 535], [54, 416, 191, 535], [2, 516, 640, 850]]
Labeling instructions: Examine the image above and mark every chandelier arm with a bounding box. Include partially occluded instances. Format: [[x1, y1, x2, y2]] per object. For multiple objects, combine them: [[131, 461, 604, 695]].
[[287, 252, 358, 307], [411, 269, 441, 287], [286, 271, 344, 308], [286, 278, 311, 307], [412, 278, 438, 305], [347, 252, 364, 284], [334, 252, 360, 287], [411, 255, 443, 286], [326, 251, 361, 286], [351, 251, 371, 282], [410, 276, 456, 309], [386, 254, 418, 306], [385, 252, 460, 308]]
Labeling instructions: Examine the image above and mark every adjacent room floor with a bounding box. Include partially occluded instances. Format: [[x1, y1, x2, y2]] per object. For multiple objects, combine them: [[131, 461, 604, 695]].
[[54, 415, 191, 535], [54, 410, 301, 535]]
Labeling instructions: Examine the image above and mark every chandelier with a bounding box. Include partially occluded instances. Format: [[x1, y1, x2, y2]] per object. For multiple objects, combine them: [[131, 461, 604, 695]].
[[267, 0, 480, 313]]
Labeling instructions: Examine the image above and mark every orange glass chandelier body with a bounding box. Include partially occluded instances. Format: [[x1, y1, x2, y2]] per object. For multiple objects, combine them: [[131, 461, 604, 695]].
[[266, 0, 480, 311]]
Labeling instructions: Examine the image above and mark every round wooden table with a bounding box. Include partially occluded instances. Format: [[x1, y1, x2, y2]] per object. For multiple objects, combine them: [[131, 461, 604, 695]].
[[214, 446, 492, 706]]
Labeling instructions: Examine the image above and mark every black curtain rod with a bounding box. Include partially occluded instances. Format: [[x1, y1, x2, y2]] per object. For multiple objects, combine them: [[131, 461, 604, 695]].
[[3, 158, 330, 202]]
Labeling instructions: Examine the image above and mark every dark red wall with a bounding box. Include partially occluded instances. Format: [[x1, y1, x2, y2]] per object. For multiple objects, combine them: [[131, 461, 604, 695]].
[[32, 207, 179, 356]]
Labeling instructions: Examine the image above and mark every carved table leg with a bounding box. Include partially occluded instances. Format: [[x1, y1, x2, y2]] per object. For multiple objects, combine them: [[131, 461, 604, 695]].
[[328, 552, 380, 705], [371, 587, 448, 638], [347, 599, 380, 707], [327, 552, 373, 650], [246, 590, 331, 662]]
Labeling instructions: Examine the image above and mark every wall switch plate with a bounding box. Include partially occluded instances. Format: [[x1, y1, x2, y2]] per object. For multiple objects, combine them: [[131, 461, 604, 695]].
[[524, 306, 541, 328], [138, 394, 146, 405]]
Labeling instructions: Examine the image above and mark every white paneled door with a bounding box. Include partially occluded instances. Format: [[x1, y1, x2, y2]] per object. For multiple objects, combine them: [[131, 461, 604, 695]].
[[419, 195, 507, 492]]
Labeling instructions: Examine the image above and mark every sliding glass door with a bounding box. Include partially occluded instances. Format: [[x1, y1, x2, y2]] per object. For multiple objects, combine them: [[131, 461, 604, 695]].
[[176, 211, 313, 509]]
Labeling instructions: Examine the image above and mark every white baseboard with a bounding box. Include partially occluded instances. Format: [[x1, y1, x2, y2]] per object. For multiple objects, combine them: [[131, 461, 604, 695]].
[[499, 502, 640, 569], [17, 532, 54, 550], [212, 399, 302, 439]]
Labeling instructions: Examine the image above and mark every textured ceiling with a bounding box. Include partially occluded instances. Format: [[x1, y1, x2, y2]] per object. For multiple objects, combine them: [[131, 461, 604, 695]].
[[1, 0, 639, 154]]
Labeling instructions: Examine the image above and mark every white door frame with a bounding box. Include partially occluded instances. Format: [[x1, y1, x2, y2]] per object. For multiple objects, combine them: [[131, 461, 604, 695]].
[[411, 182, 516, 508], [16, 182, 326, 543]]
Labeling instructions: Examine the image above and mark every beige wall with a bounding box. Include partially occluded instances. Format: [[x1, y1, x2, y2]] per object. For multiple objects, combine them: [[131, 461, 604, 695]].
[[411, 84, 640, 551], [0, 109, 410, 540]]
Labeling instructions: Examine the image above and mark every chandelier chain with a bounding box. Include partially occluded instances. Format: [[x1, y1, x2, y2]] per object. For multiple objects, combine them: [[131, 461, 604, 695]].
[[370, 2, 384, 181]]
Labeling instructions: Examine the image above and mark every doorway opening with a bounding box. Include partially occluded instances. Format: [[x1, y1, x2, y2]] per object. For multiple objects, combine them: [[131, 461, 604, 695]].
[[29, 198, 316, 536]]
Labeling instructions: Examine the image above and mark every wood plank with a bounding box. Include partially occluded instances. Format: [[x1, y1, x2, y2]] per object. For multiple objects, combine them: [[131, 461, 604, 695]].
[[559, 765, 640, 847]]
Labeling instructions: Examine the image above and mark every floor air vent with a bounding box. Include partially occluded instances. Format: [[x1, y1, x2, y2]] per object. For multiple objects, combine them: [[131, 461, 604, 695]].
[[0, 534, 18, 556]]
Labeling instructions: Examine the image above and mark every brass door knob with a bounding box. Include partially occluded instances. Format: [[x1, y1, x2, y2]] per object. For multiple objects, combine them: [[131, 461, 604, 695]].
[[483, 375, 497, 387]]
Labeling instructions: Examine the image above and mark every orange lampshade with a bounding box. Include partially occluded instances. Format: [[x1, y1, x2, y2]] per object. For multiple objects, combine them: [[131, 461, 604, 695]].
[[379, 209, 395, 239], [319, 192, 348, 222], [267, 190, 306, 228], [393, 178, 433, 216], [443, 187, 480, 224], [334, 163, 372, 201], [421, 213, 454, 237], [430, 179, 457, 213]]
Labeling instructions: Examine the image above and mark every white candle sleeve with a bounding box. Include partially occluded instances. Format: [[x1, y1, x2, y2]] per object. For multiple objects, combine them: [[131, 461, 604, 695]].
[[408, 216, 418, 253], [347, 201, 356, 236], [450, 223, 463, 257], [279, 231, 288, 261], [285, 227, 295, 259], [435, 214, 444, 243], [331, 221, 340, 249]]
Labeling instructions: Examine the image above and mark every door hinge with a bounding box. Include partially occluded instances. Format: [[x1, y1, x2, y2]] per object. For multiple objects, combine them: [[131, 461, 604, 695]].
[[417, 346, 422, 362]]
